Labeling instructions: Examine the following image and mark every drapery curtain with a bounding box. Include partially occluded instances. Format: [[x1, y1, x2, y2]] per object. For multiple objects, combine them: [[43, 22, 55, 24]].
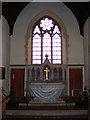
[[29, 83, 64, 102]]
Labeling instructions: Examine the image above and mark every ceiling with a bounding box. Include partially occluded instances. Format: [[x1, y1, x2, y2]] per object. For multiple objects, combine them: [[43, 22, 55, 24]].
[[2, 2, 90, 36]]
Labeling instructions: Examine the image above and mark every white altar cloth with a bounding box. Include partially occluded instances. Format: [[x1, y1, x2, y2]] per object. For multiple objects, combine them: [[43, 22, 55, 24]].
[[29, 83, 64, 102]]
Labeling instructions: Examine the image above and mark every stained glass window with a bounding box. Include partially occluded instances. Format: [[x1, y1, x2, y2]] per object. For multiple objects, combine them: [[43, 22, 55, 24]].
[[32, 17, 62, 64]]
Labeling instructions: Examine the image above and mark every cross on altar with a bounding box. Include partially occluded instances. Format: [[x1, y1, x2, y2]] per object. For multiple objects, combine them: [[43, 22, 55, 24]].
[[44, 67, 50, 80]]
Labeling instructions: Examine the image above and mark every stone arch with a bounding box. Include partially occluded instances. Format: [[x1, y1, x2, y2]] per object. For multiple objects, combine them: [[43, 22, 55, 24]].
[[59, 67, 62, 80], [25, 10, 68, 65], [53, 68, 57, 80], [36, 68, 40, 81], [31, 67, 35, 81]]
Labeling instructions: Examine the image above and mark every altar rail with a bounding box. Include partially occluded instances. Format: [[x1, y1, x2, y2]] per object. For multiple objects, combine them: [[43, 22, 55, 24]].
[[6, 96, 88, 109]]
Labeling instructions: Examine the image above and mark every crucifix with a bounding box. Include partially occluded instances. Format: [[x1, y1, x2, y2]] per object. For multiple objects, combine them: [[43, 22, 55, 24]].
[[44, 67, 50, 80]]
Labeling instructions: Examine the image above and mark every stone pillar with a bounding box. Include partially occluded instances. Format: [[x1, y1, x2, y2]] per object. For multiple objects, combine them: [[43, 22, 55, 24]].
[[88, 96, 90, 120], [29, 67, 31, 82], [88, 17, 90, 89], [26, 66, 29, 96], [84, 17, 90, 90]]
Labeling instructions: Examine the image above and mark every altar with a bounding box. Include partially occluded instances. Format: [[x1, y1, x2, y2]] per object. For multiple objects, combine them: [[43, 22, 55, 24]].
[[27, 55, 66, 102], [29, 83, 64, 102]]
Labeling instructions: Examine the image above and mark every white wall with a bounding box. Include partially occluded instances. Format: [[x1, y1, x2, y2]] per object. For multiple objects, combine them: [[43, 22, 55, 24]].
[[2, 16, 10, 96], [84, 16, 90, 89], [0, 16, 10, 119], [0, 16, 2, 120], [10, 2, 84, 65], [0, 15, 10, 120]]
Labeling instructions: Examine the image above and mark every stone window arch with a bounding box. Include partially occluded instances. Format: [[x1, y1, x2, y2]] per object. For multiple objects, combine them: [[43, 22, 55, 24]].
[[32, 16, 62, 64], [25, 10, 68, 65]]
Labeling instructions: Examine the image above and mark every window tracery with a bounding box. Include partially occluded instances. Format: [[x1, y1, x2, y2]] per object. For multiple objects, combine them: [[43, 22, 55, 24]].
[[32, 17, 62, 64]]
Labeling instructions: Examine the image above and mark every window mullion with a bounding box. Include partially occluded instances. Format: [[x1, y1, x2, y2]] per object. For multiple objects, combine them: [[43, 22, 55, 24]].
[[31, 37, 33, 64], [51, 33, 53, 64], [41, 33, 43, 64]]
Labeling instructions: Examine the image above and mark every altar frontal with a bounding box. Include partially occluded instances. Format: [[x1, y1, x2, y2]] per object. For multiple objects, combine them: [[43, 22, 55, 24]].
[[29, 83, 64, 102]]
